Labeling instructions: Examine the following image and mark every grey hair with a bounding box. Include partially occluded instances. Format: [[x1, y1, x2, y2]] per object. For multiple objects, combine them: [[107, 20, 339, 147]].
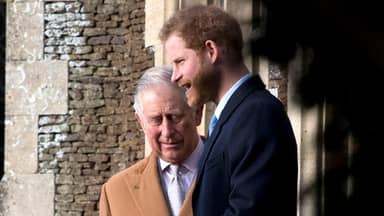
[[133, 66, 186, 115]]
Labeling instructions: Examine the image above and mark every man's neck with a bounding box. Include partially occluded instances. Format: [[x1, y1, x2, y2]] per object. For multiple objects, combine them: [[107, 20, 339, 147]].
[[216, 63, 250, 103]]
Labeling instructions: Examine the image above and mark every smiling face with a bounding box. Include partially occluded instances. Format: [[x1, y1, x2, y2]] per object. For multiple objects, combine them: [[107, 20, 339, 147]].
[[136, 85, 201, 164], [165, 33, 220, 107]]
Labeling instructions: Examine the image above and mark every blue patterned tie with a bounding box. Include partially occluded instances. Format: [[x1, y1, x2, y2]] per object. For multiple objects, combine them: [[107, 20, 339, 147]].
[[208, 114, 218, 136]]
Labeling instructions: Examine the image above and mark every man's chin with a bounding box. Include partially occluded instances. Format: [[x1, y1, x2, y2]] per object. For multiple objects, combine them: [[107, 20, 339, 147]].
[[185, 90, 198, 105], [188, 94, 209, 108], [187, 99, 195, 107], [187, 97, 200, 108]]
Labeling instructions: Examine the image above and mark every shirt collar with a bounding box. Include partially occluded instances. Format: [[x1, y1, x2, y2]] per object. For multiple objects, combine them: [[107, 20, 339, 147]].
[[159, 136, 204, 173], [214, 73, 252, 119]]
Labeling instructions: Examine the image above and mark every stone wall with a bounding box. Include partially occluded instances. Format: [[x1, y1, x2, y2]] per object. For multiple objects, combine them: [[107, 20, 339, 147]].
[[39, 1, 152, 215], [269, 63, 289, 109]]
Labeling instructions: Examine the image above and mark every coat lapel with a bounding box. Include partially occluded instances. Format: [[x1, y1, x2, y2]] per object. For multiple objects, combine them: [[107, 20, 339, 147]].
[[125, 152, 170, 216], [179, 179, 195, 216]]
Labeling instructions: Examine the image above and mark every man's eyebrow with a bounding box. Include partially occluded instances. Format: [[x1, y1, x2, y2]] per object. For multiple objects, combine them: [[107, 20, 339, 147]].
[[173, 57, 184, 63]]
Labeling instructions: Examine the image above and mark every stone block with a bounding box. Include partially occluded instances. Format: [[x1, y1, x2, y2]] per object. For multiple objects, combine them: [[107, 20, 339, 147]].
[[6, 1, 44, 61], [4, 115, 38, 174], [0, 174, 54, 216], [5, 60, 68, 115]]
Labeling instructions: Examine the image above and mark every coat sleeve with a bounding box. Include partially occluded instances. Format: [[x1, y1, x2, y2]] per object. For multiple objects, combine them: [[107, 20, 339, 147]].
[[99, 184, 112, 216]]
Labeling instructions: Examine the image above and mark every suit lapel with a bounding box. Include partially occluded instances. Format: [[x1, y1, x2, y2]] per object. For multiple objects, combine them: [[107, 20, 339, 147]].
[[125, 152, 170, 216], [195, 75, 265, 185]]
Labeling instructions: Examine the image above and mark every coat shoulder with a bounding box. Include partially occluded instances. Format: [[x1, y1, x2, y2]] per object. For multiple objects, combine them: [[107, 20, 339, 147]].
[[106, 156, 152, 185]]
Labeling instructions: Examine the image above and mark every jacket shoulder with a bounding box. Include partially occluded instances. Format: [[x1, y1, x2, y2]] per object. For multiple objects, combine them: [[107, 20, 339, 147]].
[[105, 156, 152, 185]]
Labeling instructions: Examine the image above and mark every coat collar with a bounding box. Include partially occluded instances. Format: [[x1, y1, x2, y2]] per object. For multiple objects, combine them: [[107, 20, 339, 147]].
[[123, 152, 170, 216], [123, 152, 194, 216]]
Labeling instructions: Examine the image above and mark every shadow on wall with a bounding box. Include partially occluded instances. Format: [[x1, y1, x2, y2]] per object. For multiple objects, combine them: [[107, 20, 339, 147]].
[[0, 2, 6, 180], [250, 0, 383, 215]]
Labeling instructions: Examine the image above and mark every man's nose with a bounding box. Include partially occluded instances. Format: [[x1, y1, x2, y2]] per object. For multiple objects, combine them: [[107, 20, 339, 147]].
[[161, 119, 175, 136], [171, 67, 180, 82]]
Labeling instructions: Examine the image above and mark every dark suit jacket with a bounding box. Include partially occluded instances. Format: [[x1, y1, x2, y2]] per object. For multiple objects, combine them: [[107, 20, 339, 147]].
[[192, 75, 298, 216], [99, 152, 194, 216]]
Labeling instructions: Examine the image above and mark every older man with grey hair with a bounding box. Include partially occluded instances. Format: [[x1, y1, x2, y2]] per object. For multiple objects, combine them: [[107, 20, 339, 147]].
[[99, 66, 204, 216]]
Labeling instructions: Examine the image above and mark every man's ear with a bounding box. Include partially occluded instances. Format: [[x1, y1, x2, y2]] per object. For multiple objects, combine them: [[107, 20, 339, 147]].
[[194, 104, 204, 126], [204, 40, 219, 64], [135, 113, 144, 130]]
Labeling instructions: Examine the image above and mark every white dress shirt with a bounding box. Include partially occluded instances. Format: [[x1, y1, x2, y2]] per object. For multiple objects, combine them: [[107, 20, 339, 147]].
[[213, 73, 252, 120], [159, 136, 204, 196]]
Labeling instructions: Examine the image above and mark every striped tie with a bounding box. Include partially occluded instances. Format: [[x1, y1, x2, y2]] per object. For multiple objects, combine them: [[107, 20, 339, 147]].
[[167, 165, 183, 216]]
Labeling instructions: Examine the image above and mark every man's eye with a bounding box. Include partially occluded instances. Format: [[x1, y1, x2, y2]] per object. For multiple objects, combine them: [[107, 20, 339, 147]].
[[148, 117, 162, 125], [175, 59, 184, 65], [169, 114, 182, 123]]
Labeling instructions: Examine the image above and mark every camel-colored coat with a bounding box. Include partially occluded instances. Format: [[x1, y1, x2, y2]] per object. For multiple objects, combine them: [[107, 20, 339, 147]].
[[99, 152, 194, 216]]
